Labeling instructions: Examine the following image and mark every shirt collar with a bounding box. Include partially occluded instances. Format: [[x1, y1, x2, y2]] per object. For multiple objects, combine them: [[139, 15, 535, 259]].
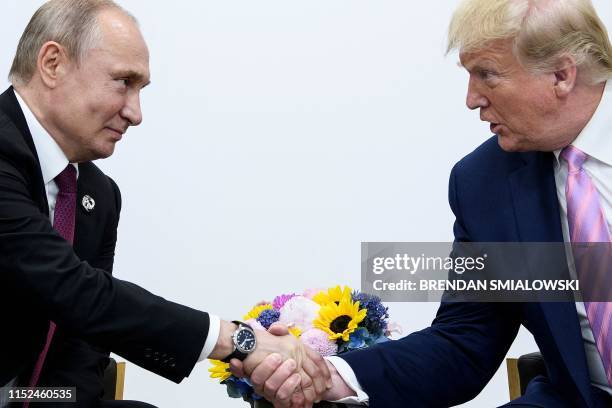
[[13, 90, 78, 184], [554, 80, 612, 166]]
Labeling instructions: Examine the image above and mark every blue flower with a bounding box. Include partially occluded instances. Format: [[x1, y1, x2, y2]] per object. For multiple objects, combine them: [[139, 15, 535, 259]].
[[352, 291, 389, 337], [257, 309, 280, 329], [224, 377, 254, 398], [347, 327, 369, 349]]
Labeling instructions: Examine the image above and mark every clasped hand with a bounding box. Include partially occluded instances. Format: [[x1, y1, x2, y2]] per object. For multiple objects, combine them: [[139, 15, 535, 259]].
[[230, 323, 331, 408]]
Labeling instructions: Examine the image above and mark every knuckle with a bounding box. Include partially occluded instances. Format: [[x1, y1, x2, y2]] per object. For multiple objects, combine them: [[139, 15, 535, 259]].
[[264, 379, 278, 395]]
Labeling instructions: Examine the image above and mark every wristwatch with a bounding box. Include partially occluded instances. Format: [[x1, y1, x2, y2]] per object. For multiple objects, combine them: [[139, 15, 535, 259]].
[[221, 321, 257, 363]]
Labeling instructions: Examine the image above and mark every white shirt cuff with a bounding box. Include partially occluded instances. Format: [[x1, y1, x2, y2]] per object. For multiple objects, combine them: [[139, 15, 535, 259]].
[[198, 314, 221, 361], [326, 356, 369, 405]]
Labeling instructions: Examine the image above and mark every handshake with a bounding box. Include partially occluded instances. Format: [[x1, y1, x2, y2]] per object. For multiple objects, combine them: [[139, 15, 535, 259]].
[[210, 320, 355, 408]]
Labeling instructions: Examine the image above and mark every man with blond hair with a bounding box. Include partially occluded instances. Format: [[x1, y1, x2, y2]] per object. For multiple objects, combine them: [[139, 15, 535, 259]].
[[0, 1, 330, 407], [240, 0, 612, 406]]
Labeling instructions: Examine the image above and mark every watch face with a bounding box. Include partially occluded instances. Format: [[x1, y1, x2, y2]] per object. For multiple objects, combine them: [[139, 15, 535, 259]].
[[236, 327, 256, 353]]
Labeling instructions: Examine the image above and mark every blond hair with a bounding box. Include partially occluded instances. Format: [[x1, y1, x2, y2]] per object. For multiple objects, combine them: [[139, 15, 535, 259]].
[[9, 0, 135, 87], [447, 0, 612, 84]]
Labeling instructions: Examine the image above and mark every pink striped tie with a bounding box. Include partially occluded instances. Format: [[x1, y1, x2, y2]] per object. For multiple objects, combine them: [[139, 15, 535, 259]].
[[562, 145, 612, 386], [24, 164, 77, 407]]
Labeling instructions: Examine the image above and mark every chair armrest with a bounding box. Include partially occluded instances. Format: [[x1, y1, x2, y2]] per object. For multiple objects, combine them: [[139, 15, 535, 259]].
[[517, 352, 546, 395], [102, 358, 126, 401]]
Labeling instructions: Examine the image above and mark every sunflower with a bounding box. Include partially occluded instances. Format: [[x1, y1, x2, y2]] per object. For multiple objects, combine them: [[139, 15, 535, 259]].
[[313, 297, 367, 342], [312, 285, 353, 306], [243, 304, 273, 320], [208, 359, 232, 382]]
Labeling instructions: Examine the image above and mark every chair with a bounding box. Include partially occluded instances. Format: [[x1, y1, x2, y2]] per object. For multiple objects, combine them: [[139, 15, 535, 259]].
[[102, 358, 126, 401], [506, 352, 547, 399]]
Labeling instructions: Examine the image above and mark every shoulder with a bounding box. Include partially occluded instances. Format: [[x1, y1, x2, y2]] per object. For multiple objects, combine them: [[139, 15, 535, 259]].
[[451, 136, 525, 179]]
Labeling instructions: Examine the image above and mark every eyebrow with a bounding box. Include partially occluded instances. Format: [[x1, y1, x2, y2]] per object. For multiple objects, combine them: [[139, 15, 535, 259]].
[[116, 69, 151, 87]]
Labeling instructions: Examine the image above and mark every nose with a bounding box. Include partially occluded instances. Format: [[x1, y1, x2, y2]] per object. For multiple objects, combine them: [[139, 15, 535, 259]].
[[120, 91, 143, 126], [466, 76, 489, 110]]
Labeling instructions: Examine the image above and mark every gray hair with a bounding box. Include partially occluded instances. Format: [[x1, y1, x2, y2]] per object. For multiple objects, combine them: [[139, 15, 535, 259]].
[[447, 0, 612, 85], [9, 0, 136, 87]]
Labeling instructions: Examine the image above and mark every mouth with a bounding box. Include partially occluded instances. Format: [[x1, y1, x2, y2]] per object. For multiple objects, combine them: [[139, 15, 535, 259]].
[[105, 127, 125, 140]]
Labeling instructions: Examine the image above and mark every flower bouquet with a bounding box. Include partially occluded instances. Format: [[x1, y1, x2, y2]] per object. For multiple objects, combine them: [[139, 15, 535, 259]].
[[209, 286, 397, 407]]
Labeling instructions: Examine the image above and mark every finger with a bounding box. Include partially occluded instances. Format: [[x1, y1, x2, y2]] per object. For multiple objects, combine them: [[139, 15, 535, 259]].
[[262, 359, 297, 401], [298, 370, 316, 406], [268, 322, 290, 336], [290, 386, 305, 408], [301, 352, 326, 398], [229, 359, 246, 378], [274, 373, 301, 408], [250, 353, 283, 389], [308, 347, 332, 389], [305, 347, 331, 392]]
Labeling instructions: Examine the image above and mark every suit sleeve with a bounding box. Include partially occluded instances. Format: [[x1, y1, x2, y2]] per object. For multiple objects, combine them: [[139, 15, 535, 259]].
[[339, 164, 522, 407], [0, 162, 210, 383]]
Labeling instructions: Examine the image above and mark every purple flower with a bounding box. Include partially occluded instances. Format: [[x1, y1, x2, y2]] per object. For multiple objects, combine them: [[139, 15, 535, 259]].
[[257, 309, 280, 329], [352, 291, 389, 336], [272, 293, 296, 310], [301, 328, 338, 357]]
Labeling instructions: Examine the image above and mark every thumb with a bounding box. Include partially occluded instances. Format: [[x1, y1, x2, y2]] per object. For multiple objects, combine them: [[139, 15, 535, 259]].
[[229, 358, 246, 378], [268, 322, 290, 336]]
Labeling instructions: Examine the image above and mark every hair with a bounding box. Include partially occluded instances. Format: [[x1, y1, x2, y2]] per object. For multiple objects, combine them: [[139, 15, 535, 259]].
[[447, 0, 612, 84], [9, 0, 136, 87]]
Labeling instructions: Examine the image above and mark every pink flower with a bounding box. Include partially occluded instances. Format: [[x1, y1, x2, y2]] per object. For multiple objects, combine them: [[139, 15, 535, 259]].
[[302, 288, 325, 300], [384, 321, 403, 338], [300, 328, 338, 357], [272, 293, 296, 310], [278, 296, 320, 332], [245, 318, 266, 332]]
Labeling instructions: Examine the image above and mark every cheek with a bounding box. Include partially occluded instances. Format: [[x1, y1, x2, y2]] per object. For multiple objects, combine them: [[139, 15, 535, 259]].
[[86, 94, 125, 121]]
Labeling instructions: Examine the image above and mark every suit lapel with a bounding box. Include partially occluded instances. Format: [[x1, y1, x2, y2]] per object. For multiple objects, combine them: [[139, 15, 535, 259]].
[[74, 163, 99, 258], [0, 87, 49, 216], [509, 151, 593, 406]]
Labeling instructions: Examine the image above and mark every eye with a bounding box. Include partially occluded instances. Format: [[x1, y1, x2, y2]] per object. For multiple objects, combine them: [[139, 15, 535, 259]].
[[477, 69, 492, 79], [116, 78, 130, 87]]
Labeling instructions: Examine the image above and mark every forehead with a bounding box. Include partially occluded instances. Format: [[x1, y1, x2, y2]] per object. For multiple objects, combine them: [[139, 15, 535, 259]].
[[89, 8, 150, 81], [459, 40, 515, 70]]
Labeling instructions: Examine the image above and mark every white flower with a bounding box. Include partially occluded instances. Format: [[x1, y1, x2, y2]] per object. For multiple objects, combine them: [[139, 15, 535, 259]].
[[278, 296, 320, 332]]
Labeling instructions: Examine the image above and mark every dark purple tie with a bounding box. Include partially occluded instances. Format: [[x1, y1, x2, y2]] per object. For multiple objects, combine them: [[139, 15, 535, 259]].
[[25, 165, 77, 406]]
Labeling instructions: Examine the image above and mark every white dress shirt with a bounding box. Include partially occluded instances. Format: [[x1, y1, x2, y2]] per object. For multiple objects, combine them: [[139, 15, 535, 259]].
[[552, 81, 612, 395], [328, 82, 612, 404], [0, 91, 219, 402]]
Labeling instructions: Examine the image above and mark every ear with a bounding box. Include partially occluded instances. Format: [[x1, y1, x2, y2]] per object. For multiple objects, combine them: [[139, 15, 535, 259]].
[[552, 55, 577, 98], [36, 41, 72, 88]]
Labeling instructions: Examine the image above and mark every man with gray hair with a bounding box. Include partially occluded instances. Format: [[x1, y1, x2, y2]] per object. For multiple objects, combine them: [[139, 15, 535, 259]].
[[241, 0, 612, 406], [0, 1, 329, 407]]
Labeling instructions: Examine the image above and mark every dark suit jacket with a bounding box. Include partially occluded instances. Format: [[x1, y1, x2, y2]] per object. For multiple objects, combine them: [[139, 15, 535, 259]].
[[0, 87, 210, 403], [341, 137, 610, 407]]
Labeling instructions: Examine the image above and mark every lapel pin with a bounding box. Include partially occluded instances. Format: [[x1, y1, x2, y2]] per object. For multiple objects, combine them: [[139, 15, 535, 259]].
[[82, 195, 95, 212]]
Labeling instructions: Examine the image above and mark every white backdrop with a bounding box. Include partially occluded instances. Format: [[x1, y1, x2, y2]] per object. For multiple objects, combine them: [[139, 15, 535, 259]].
[[4, 1, 612, 407]]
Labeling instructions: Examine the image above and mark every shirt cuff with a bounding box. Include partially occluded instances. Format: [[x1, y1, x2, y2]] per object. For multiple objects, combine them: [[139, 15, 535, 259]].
[[198, 314, 221, 361], [325, 356, 369, 405]]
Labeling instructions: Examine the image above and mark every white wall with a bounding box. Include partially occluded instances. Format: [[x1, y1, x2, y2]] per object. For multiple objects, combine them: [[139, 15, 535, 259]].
[[3, 1, 612, 407]]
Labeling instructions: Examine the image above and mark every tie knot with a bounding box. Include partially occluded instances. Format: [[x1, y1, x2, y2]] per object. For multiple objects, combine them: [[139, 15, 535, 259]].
[[54, 165, 77, 194], [561, 145, 588, 172]]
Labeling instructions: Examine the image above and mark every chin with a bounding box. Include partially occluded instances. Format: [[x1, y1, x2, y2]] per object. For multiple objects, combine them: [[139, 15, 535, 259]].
[[92, 144, 117, 160], [497, 133, 528, 153]]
